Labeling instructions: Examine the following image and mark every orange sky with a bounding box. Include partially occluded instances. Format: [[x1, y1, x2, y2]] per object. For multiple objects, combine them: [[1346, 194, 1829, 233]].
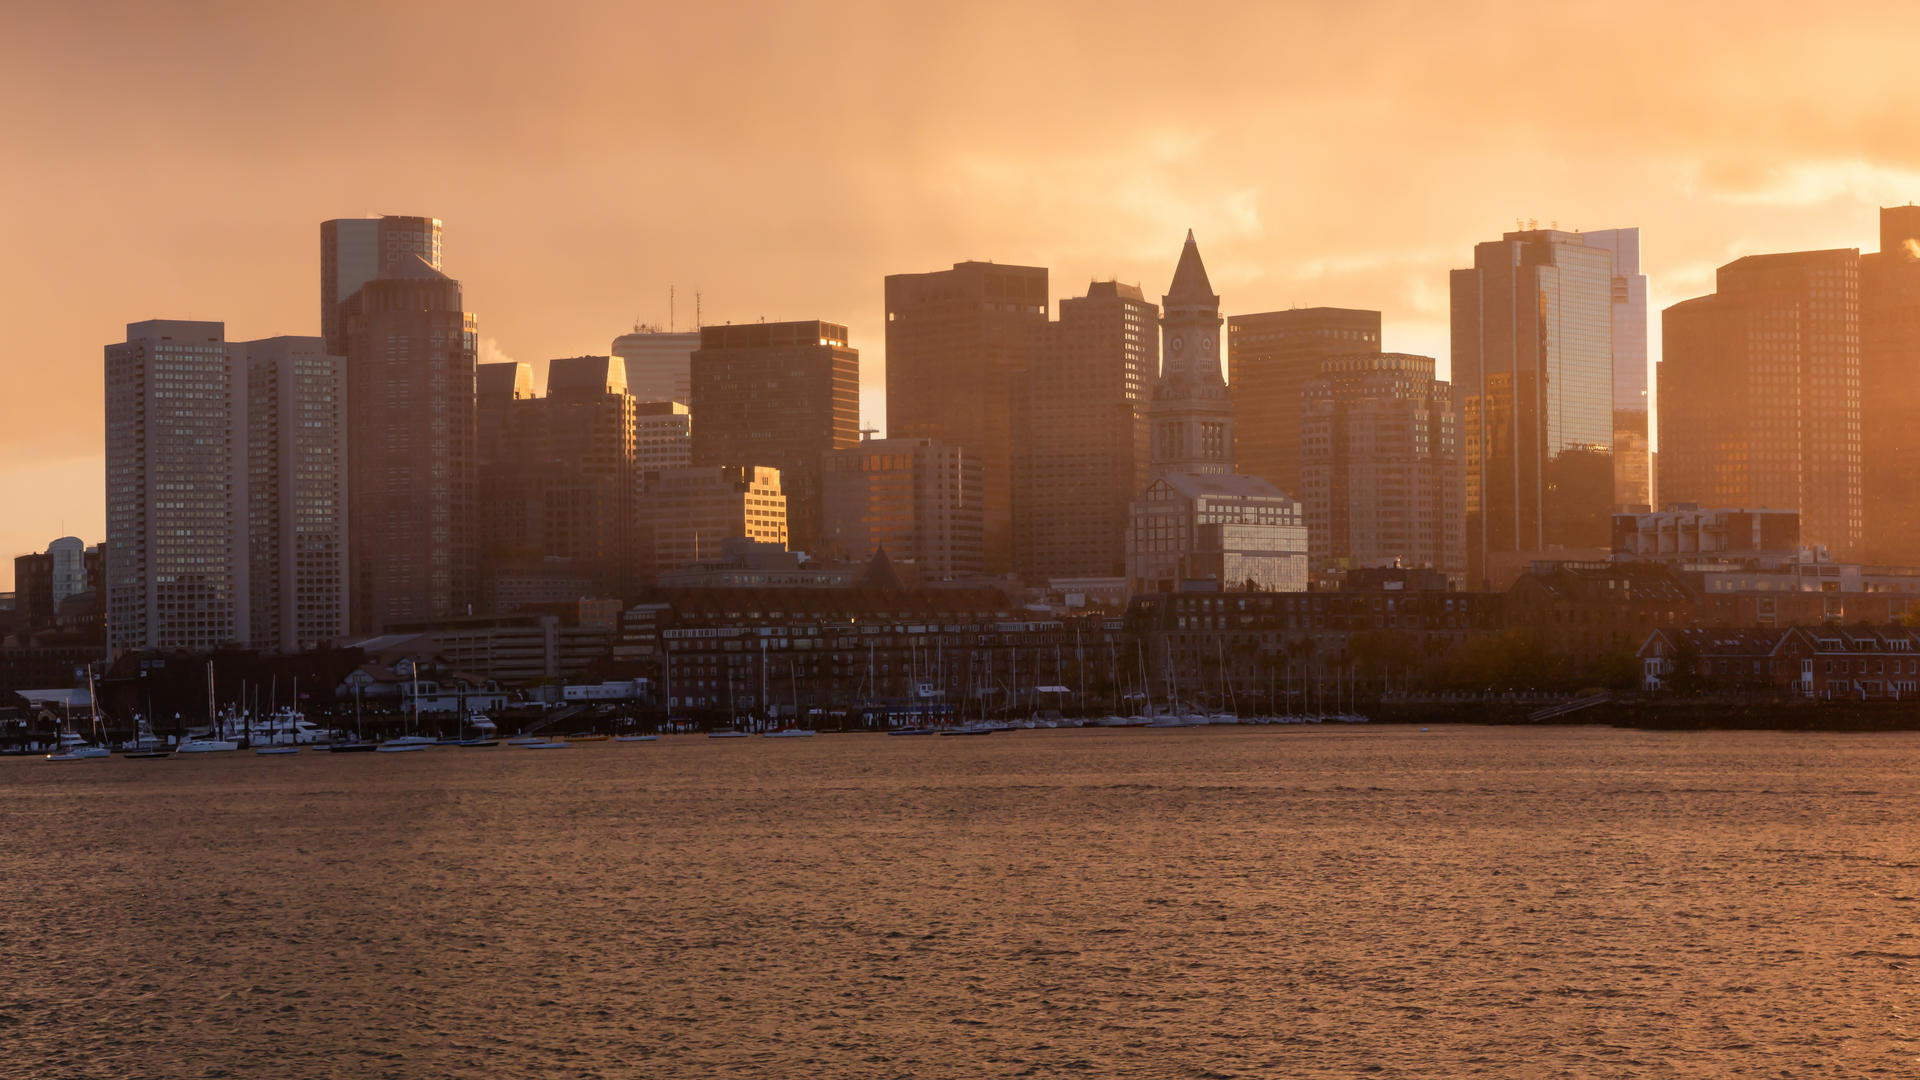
[[5, 0, 1919, 589]]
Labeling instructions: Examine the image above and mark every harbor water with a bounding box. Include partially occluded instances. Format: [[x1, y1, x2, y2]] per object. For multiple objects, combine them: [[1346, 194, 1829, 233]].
[[4, 725, 1919, 1077]]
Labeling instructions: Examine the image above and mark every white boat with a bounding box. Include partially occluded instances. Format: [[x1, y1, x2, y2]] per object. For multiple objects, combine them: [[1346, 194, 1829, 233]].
[[177, 739, 239, 754], [375, 741, 430, 753], [47, 745, 111, 761], [518, 741, 568, 749], [254, 746, 299, 756], [463, 711, 498, 734], [506, 736, 548, 745], [707, 730, 751, 739], [762, 729, 816, 738], [382, 735, 437, 747], [613, 734, 659, 742]]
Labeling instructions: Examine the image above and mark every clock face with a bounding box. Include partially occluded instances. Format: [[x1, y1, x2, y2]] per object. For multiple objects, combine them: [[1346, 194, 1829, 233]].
[[1169, 334, 1185, 355], [1201, 335, 1214, 353]]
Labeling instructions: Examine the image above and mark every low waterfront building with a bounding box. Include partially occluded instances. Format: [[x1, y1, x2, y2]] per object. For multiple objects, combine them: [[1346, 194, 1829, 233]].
[[1504, 561, 1697, 673], [1125, 473, 1308, 594], [1638, 625, 1920, 699]]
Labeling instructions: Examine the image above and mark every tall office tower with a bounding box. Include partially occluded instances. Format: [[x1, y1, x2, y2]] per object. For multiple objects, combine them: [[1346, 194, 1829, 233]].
[[47, 536, 87, 609], [1660, 248, 1862, 557], [638, 465, 787, 572], [885, 260, 1050, 573], [1579, 228, 1653, 509], [1013, 281, 1157, 581], [1126, 234, 1308, 593], [242, 336, 348, 652], [341, 259, 479, 633], [1450, 229, 1616, 588], [1300, 353, 1463, 581], [104, 320, 249, 651], [1152, 231, 1234, 479], [476, 362, 539, 572], [822, 436, 985, 577], [320, 215, 442, 354], [611, 325, 702, 404], [689, 321, 858, 553], [1225, 307, 1380, 496], [1862, 206, 1920, 563], [538, 356, 639, 596], [636, 400, 692, 489]]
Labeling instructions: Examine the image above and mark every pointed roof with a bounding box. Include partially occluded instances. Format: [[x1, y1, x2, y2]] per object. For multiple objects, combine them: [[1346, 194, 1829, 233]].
[[860, 545, 905, 592], [1165, 230, 1216, 303]]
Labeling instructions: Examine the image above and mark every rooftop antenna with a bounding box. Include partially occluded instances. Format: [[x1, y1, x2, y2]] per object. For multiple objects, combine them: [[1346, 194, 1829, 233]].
[[670, 285, 676, 333], [696, 291, 702, 330]]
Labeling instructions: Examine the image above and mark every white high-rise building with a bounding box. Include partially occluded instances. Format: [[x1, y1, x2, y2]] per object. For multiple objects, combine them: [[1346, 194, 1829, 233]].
[[243, 336, 348, 653], [105, 320, 250, 652], [612, 326, 701, 404]]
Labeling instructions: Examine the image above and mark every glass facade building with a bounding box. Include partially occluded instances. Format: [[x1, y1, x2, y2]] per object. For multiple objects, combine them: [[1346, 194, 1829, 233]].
[[1450, 229, 1616, 588]]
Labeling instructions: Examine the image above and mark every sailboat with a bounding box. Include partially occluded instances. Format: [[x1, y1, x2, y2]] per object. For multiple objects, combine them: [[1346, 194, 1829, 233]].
[[47, 668, 112, 760], [379, 665, 436, 751], [177, 662, 239, 754]]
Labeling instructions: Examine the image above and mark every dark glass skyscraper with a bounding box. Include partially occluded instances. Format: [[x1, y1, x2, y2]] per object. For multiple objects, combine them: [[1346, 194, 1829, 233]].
[[885, 261, 1049, 573], [1863, 206, 1920, 563], [342, 258, 478, 632], [1450, 230, 1615, 588], [689, 320, 859, 554]]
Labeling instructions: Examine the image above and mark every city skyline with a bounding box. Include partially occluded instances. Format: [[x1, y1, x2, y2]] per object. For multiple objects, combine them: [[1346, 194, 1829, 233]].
[[10, 3, 1920, 588]]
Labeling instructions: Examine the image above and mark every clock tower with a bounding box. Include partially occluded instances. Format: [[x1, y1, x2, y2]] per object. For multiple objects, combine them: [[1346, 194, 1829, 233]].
[[1150, 230, 1233, 479]]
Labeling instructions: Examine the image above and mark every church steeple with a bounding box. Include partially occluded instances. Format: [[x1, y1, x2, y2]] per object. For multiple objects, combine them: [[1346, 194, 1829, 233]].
[[1150, 231, 1233, 479]]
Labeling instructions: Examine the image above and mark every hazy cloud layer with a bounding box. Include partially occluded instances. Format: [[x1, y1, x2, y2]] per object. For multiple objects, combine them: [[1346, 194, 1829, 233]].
[[5, 0, 1918, 585]]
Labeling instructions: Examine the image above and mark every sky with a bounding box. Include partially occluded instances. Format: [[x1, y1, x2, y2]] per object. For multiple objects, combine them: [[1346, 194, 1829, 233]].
[[5, 0, 1920, 590]]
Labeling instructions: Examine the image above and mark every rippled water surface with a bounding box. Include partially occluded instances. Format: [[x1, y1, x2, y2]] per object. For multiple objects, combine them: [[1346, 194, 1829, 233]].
[[6, 726, 1920, 1078]]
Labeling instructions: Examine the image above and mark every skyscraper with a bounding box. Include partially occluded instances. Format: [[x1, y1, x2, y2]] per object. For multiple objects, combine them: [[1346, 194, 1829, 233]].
[[611, 325, 701, 404], [320, 215, 442, 355], [1225, 307, 1381, 496], [823, 436, 985, 578], [1014, 280, 1156, 581], [1450, 229, 1615, 588], [689, 320, 859, 553], [242, 335, 348, 652], [1579, 228, 1653, 510], [1862, 206, 1920, 563], [1300, 353, 1463, 581], [105, 320, 249, 651], [1660, 248, 1862, 557], [885, 260, 1049, 573], [342, 258, 478, 633], [1126, 234, 1308, 593], [635, 400, 692, 486], [538, 356, 639, 596]]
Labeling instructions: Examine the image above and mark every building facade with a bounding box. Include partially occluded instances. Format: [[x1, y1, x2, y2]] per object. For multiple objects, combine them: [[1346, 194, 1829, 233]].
[[821, 436, 985, 578], [1862, 206, 1920, 563], [242, 336, 348, 652], [638, 465, 787, 574], [611, 325, 701, 405], [1300, 352, 1463, 581], [885, 260, 1050, 573], [1610, 505, 1800, 564], [1226, 307, 1380, 498], [320, 215, 441, 355], [1451, 229, 1616, 588], [1014, 280, 1156, 582], [105, 320, 250, 651], [341, 259, 479, 633], [635, 400, 692, 490], [1579, 228, 1652, 510], [688, 321, 857, 554], [1659, 249, 1862, 558]]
